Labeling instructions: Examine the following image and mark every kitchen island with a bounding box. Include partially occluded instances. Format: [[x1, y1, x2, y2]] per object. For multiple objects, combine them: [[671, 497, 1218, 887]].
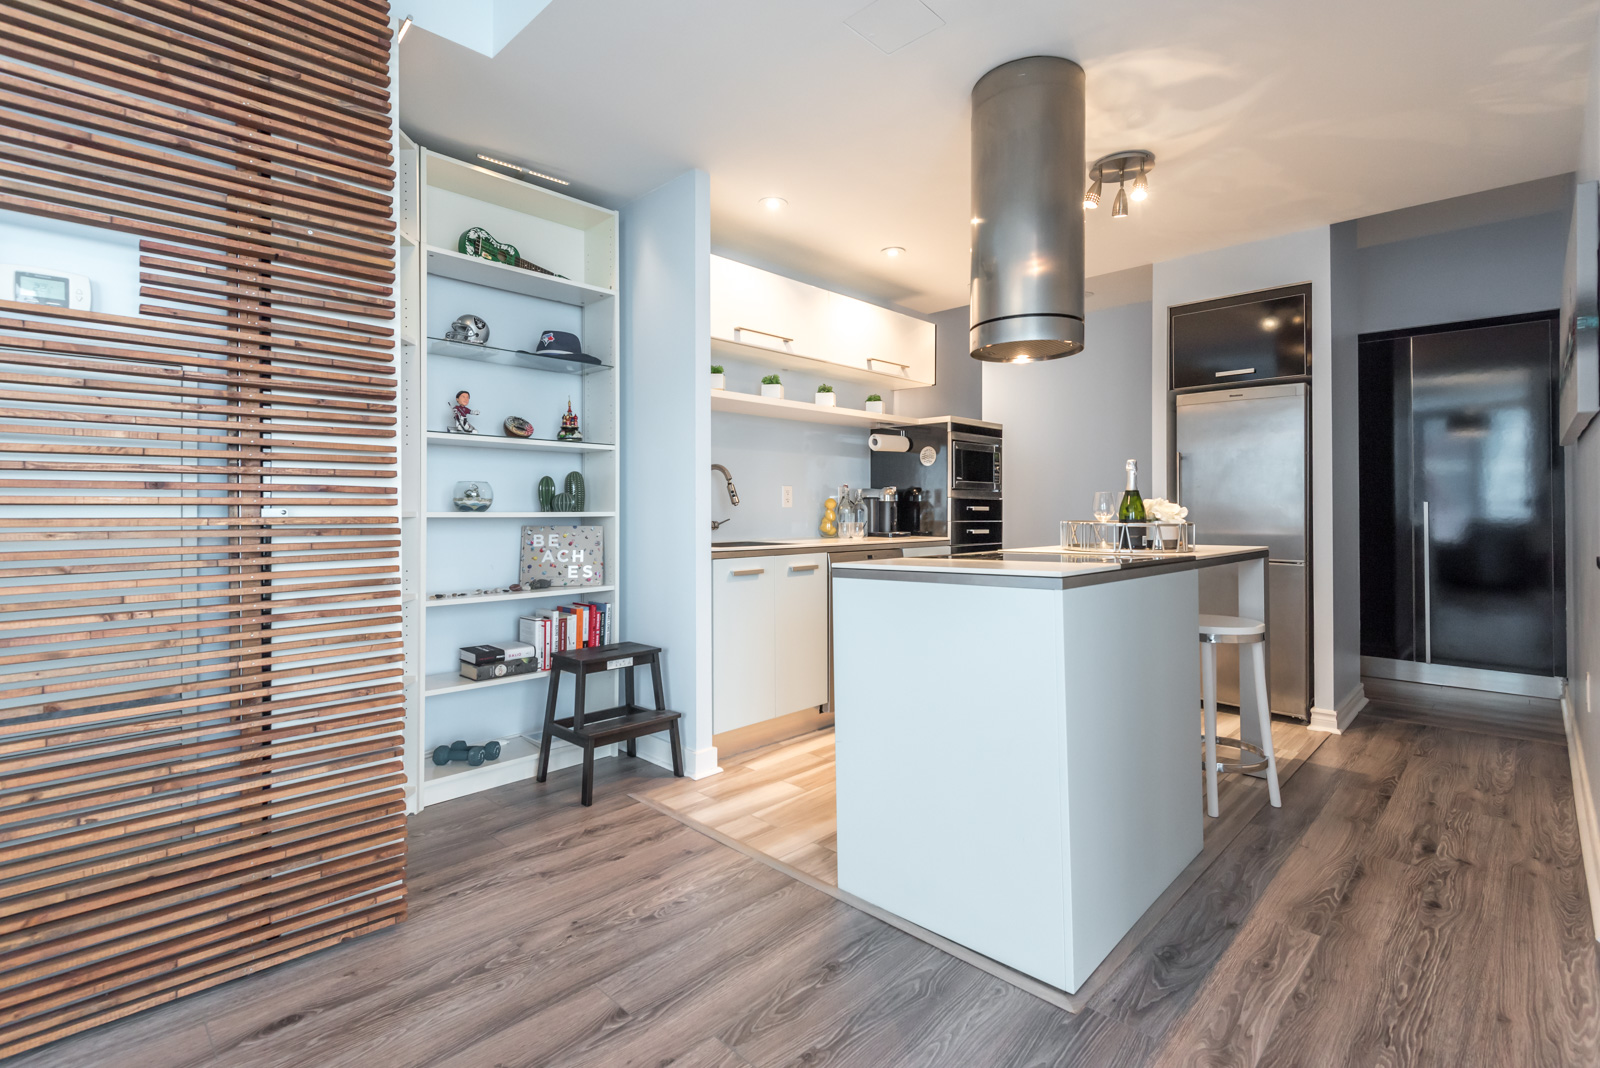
[[829, 544, 1267, 997]]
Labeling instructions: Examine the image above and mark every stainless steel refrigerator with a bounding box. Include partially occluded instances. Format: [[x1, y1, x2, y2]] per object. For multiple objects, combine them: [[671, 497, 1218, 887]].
[[1174, 383, 1311, 720]]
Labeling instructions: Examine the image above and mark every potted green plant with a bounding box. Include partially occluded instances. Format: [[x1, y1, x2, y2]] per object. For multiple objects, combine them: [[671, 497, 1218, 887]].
[[710, 364, 726, 390], [760, 373, 784, 400], [864, 393, 884, 414], [815, 383, 836, 407]]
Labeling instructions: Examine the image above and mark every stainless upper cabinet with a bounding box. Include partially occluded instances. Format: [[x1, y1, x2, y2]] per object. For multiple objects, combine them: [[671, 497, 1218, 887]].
[[1174, 383, 1308, 561]]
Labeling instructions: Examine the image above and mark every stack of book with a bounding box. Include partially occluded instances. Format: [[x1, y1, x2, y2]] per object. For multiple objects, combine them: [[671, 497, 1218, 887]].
[[516, 601, 614, 671]]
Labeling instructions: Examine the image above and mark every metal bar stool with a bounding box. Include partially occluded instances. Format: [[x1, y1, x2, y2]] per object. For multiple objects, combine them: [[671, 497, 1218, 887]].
[[1199, 614, 1281, 818]]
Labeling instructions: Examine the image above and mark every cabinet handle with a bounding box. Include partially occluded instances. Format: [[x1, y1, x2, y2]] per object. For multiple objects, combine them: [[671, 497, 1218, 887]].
[[965, 505, 989, 512], [733, 326, 792, 345], [789, 563, 820, 572], [867, 358, 910, 375], [1421, 501, 1431, 664], [967, 528, 990, 535], [1214, 367, 1255, 378], [731, 567, 765, 576]]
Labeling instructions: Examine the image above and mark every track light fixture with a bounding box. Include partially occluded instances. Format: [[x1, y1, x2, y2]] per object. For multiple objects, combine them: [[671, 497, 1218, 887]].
[[1085, 150, 1155, 216]]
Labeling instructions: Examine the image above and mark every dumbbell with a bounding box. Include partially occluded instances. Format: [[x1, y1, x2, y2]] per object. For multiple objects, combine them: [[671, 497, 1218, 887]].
[[430, 739, 504, 767]]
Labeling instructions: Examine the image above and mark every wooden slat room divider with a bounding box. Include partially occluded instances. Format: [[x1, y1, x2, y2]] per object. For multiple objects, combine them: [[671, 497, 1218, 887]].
[[0, 1, 403, 1057]]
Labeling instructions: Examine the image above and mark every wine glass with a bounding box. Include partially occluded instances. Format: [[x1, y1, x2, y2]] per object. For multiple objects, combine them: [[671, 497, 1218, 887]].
[[1093, 491, 1116, 548]]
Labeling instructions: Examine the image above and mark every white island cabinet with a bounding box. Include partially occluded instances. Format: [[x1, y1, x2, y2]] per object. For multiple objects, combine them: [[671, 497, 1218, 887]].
[[829, 546, 1268, 995]]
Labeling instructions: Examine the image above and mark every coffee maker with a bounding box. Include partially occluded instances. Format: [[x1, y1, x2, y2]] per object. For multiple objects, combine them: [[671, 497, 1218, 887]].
[[864, 487, 898, 537], [896, 486, 925, 533]]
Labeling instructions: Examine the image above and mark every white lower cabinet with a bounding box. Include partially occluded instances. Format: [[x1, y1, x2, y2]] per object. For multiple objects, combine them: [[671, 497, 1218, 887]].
[[712, 552, 829, 734], [774, 555, 829, 715]]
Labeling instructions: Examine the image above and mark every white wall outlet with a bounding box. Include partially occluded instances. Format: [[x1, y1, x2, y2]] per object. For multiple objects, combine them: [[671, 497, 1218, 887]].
[[782, 486, 793, 508]]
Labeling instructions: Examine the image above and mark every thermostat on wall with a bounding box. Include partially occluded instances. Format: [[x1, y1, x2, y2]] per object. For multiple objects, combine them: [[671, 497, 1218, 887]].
[[0, 265, 91, 310]]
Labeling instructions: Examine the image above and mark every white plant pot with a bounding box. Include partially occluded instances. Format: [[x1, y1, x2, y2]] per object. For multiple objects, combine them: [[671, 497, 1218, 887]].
[[815, 393, 837, 407], [760, 383, 785, 399], [709, 373, 726, 390], [864, 400, 885, 414]]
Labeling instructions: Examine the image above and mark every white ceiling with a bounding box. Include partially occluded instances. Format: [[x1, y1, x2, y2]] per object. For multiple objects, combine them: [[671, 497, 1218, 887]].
[[400, 0, 1599, 314]]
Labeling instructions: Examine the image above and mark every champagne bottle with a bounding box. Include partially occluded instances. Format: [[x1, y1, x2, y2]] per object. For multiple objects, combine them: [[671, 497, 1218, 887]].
[[1118, 459, 1146, 548]]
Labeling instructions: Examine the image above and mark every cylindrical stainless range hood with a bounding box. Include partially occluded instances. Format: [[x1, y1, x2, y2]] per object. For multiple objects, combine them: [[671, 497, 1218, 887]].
[[969, 56, 1085, 363]]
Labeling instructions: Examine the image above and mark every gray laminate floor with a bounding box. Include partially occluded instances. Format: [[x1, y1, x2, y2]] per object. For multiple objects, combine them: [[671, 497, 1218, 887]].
[[8, 714, 1597, 1068]]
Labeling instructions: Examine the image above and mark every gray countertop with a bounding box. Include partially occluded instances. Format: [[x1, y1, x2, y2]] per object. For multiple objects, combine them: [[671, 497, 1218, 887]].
[[711, 535, 948, 560], [829, 544, 1268, 589]]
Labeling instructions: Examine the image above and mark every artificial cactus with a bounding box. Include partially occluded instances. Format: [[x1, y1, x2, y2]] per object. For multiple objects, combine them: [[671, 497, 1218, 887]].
[[537, 475, 556, 511], [563, 470, 585, 511]]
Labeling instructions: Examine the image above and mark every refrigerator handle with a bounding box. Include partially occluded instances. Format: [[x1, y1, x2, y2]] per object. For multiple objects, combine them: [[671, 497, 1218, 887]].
[[1175, 452, 1183, 507], [1421, 500, 1432, 664]]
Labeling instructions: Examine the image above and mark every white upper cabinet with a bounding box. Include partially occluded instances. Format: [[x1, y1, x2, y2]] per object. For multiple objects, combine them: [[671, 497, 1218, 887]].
[[709, 256, 935, 389]]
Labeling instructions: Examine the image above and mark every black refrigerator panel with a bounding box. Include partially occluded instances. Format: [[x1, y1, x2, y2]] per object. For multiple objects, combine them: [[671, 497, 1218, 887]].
[[1358, 315, 1565, 678], [1411, 319, 1563, 676]]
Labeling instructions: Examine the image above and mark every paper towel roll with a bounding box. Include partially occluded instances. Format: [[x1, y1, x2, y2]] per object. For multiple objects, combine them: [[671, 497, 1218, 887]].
[[868, 433, 910, 453]]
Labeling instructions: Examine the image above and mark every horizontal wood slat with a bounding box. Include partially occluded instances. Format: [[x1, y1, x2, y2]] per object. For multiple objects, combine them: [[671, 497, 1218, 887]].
[[0, 0, 404, 1056]]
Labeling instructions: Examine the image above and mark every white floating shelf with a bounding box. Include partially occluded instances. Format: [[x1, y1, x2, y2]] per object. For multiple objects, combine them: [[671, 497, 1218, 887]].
[[711, 334, 932, 391], [426, 584, 616, 608], [425, 245, 614, 307], [711, 389, 907, 428], [425, 671, 547, 697], [424, 431, 615, 453], [426, 336, 613, 374], [424, 511, 617, 519]]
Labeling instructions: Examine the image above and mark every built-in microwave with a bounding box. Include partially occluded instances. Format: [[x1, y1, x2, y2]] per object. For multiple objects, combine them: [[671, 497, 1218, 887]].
[[950, 431, 1001, 497]]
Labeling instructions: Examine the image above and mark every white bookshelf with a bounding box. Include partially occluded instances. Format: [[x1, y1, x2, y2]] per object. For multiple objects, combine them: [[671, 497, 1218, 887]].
[[402, 146, 622, 811]]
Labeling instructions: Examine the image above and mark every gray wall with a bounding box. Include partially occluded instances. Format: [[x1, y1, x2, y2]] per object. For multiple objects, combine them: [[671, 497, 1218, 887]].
[[981, 300, 1153, 549], [709, 410, 871, 540], [620, 169, 716, 777], [1569, 11, 1600, 933], [1357, 209, 1569, 334], [894, 305, 983, 420]]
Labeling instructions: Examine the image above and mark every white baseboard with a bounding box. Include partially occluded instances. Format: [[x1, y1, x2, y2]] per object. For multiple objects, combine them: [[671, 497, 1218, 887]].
[[1309, 683, 1367, 734], [634, 732, 721, 780], [1561, 682, 1600, 944]]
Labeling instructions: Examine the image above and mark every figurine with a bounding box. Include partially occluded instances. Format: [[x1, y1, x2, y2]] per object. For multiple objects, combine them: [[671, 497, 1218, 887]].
[[557, 398, 582, 441], [449, 390, 479, 434], [452, 480, 493, 512]]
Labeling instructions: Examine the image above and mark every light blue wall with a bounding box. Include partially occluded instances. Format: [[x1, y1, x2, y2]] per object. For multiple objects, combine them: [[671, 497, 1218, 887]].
[[620, 170, 715, 775], [981, 301, 1153, 550], [710, 410, 872, 541], [893, 306, 983, 420], [1357, 211, 1569, 334]]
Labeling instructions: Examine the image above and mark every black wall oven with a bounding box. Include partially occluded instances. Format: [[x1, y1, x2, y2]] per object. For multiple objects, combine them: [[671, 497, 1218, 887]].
[[949, 423, 1002, 552]]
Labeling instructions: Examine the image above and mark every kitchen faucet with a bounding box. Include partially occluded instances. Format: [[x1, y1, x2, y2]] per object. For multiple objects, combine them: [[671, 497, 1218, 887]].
[[711, 464, 740, 530]]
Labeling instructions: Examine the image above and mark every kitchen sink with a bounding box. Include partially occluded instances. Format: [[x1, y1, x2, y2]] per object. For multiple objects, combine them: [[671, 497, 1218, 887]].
[[712, 540, 790, 547]]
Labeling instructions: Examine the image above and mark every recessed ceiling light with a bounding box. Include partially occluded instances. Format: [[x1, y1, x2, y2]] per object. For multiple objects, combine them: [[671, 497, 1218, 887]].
[[971, 217, 982, 225], [760, 197, 787, 211], [476, 154, 570, 186], [882, 246, 905, 258]]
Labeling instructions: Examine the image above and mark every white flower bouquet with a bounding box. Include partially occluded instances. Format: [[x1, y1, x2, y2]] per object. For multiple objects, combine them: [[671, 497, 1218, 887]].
[[1144, 498, 1189, 548]]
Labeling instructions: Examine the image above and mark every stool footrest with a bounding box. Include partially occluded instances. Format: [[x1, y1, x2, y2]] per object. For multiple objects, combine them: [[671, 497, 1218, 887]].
[[552, 705, 681, 747], [1203, 736, 1270, 775]]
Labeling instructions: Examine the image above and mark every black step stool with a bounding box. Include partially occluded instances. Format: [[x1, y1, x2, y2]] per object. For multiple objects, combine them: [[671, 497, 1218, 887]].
[[535, 642, 684, 805]]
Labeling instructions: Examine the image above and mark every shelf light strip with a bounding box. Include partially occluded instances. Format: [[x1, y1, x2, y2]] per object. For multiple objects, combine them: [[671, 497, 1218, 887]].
[[477, 154, 570, 186]]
